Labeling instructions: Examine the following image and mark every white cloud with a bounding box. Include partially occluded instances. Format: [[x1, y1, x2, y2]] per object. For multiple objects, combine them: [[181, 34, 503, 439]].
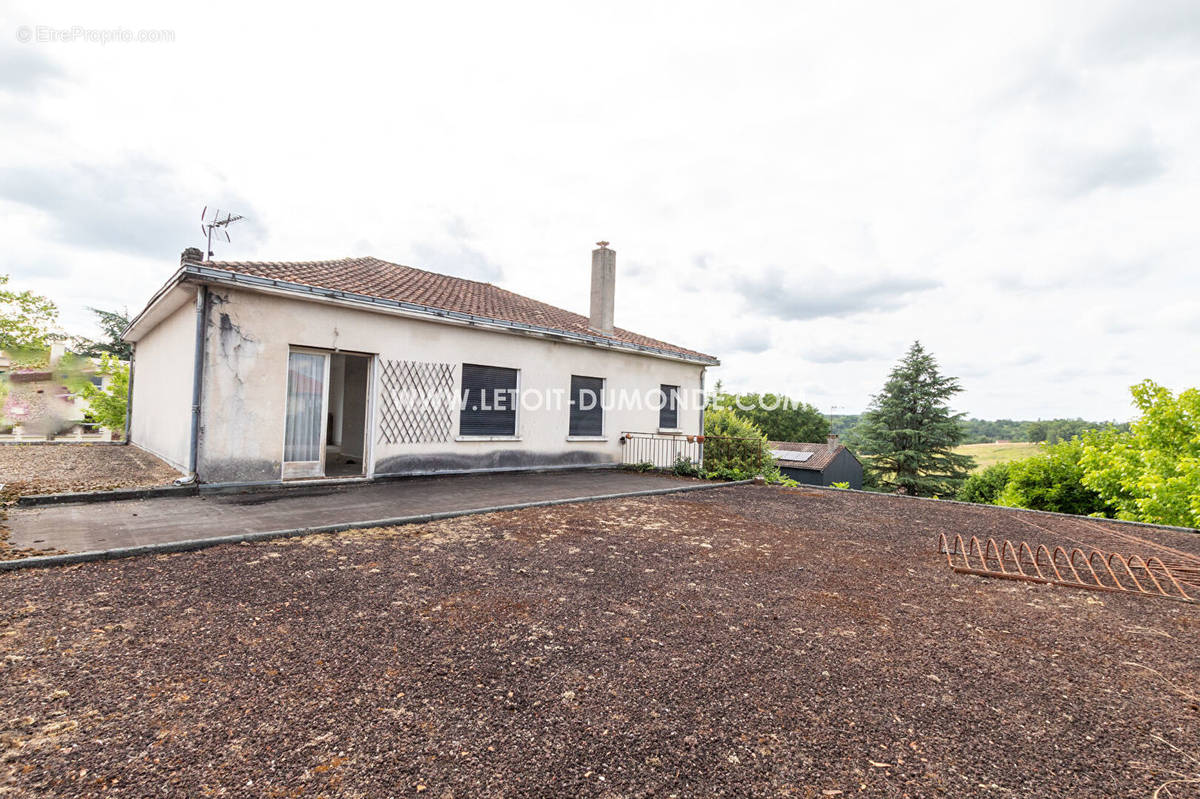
[[1, 0, 1197, 419]]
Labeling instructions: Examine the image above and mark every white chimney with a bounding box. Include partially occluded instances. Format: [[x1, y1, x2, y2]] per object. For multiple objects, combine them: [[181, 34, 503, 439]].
[[827, 433, 839, 450], [589, 241, 615, 335]]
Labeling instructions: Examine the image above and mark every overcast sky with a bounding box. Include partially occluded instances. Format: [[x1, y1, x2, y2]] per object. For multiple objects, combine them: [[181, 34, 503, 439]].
[[2, 1, 1198, 421]]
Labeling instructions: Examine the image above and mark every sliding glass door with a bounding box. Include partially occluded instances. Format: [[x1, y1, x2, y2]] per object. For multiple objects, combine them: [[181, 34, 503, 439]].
[[282, 350, 329, 479]]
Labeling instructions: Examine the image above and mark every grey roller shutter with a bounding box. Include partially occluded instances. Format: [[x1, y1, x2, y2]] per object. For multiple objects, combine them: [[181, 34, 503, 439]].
[[569, 375, 604, 436], [659, 384, 679, 429], [460, 364, 518, 436]]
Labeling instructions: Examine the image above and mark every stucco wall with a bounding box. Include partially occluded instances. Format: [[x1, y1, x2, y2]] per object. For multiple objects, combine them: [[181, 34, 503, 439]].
[[194, 286, 706, 483], [129, 292, 197, 470]]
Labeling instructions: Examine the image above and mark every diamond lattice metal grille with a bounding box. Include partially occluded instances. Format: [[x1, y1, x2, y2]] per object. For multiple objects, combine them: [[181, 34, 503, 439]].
[[377, 360, 457, 444]]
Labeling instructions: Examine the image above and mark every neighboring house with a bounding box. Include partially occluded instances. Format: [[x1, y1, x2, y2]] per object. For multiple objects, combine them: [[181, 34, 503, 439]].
[[0, 343, 117, 438], [770, 435, 863, 489], [122, 244, 719, 485]]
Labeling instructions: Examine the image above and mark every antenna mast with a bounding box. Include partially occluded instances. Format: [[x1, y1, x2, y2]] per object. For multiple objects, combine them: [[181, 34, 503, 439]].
[[200, 207, 245, 260]]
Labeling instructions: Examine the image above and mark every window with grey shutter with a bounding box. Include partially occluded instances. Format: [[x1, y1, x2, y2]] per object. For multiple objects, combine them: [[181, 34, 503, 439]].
[[659, 384, 679, 429], [569, 375, 604, 437], [460, 364, 518, 436]]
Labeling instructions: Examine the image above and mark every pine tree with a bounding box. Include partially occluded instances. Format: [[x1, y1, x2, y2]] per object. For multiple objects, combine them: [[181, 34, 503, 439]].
[[853, 341, 975, 496]]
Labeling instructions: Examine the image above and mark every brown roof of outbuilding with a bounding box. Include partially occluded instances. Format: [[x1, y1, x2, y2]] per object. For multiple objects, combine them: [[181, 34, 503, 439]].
[[192, 256, 716, 363], [769, 440, 850, 472]]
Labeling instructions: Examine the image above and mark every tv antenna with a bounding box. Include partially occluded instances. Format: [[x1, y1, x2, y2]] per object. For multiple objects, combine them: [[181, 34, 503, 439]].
[[200, 206, 244, 260]]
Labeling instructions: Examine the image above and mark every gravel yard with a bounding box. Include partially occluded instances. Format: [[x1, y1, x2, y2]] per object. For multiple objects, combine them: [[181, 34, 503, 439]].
[[0, 444, 181, 501], [1, 485, 1198, 797]]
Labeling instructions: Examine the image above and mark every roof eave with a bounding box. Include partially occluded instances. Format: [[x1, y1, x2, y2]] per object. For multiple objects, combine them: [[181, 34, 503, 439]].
[[172, 264, 719, 366], [121, 266, 190, 343]]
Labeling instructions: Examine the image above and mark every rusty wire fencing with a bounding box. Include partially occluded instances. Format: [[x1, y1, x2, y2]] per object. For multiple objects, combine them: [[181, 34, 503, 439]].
[[618, 432, 768, 474], [938, 532, 1199, 604]]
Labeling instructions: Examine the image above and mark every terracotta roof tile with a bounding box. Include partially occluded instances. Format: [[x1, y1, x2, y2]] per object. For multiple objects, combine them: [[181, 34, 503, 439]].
[[768, 440, 848, 471], [198, 256, 716, 363]]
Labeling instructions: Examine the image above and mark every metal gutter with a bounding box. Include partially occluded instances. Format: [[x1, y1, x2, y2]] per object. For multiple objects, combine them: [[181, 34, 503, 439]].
[[177, 263, 720, 367]]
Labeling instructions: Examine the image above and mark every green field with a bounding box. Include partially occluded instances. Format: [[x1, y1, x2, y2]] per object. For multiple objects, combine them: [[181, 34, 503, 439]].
[[953, 441, 1042, 471]]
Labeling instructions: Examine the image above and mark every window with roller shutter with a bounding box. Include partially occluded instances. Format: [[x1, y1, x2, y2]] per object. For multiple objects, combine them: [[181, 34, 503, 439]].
[[569, 375, 604, 437], [659, 384, 679, 430], [459, 364, 519, 436]]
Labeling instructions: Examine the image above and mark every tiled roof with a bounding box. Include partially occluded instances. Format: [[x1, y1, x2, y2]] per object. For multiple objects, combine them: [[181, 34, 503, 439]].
[[769, 440, 847, 471], [194, 256, 716, 363]]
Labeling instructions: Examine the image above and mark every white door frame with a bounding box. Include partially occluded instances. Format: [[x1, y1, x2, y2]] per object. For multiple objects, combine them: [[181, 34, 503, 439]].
[[281, 348, 331, 480], [363, 354, 377, 478]]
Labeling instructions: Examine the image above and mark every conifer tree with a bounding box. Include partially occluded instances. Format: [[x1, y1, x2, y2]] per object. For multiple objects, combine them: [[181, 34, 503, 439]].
[[853, 341, 975, 496]]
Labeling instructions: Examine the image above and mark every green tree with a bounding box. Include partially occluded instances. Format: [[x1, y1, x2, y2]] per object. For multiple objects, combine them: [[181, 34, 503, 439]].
[[956, 462, 1012, 504], [996, 439, 1111, 516], [79, 354, 129, 434], [1024, 418, 1125, 444], [1079, 381, 1200, 528], [0, 275, 58, 352], [71, 307, 132, 360], [715, 391, 829, 442], [852, 341, 975, 496]]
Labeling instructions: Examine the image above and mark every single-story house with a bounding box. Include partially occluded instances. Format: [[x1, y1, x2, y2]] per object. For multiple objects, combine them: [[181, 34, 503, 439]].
[[770, 436, 863, 489], [122, 243, 719, 485]]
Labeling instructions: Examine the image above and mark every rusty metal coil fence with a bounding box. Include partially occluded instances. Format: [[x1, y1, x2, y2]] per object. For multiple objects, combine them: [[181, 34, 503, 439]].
[[938, 532, 1199, 604]]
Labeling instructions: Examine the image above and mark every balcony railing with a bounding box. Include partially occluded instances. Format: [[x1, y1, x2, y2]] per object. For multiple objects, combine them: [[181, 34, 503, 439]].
[[618, 431, 769, 473]]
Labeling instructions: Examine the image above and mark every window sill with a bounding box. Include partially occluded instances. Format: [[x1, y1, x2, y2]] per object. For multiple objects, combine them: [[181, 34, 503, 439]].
[[456, 435, 521, 442], [566, 436, 608, 442], [657, 428, 682, 435]]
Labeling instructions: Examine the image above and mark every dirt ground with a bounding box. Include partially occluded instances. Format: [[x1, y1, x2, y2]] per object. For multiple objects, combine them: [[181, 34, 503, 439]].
[[1, 485, 1197, 797], [0, 444, 183, 559], [0, 444, 181, 501]]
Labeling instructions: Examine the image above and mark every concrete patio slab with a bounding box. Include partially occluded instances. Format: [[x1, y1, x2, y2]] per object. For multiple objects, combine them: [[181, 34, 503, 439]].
[[4, 469, 703, 556]]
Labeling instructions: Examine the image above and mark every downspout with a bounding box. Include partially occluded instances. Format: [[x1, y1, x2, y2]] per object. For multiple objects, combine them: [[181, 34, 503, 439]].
[[122, 343, 136, 444], [698, 367, 706, 470], [177, 285, 207, 485]]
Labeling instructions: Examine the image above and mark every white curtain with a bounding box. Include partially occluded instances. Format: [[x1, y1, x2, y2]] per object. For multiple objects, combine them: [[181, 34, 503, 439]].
[[284, 352, 325, 462]]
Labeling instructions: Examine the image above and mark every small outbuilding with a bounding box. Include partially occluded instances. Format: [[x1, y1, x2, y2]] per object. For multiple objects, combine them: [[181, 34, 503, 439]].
[[770, 435, 863, 489]]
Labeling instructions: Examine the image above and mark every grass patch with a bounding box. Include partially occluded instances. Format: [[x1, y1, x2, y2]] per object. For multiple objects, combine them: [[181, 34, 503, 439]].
[[954, 441, 1042, 471]]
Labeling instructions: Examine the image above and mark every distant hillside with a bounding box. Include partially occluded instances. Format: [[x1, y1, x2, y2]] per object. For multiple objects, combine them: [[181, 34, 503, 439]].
[[831, 415, 1128, 444], [953, 441, 1042, 471]]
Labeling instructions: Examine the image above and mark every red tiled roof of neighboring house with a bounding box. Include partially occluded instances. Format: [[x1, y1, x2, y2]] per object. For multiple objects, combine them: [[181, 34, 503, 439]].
[[193, 256, 717, 363], [768, 440, 849, 471]]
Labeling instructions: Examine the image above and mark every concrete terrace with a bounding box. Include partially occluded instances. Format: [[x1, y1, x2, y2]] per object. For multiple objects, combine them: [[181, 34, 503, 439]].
[[3, 469, 701, 556]]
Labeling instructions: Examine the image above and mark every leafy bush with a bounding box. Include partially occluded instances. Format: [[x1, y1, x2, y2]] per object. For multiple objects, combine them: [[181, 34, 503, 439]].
[[830, 481, 851, 489], [622, 461, 656, 473], [672, 455, 701, 478], [702, 408, 782, 482], [704, 465, 756, 482], [996, 440, 1111, 516], [955, 463, 1011, 504], [1079, 381, 1200, 528], [79, 354, 129, 435]]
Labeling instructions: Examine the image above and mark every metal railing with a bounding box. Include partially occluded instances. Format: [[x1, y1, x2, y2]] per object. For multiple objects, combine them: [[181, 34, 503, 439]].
[[618, 432, 769, 473], [619, 431, 704, 469]]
